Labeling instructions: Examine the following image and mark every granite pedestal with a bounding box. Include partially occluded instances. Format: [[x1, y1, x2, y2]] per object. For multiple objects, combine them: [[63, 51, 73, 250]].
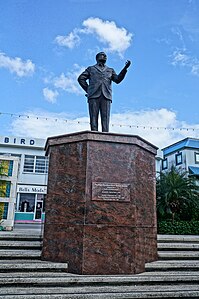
[[41, 131, 158, 275]]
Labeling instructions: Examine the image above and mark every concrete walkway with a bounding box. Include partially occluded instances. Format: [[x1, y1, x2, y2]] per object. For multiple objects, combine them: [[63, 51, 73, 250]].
[[1, 223, 43, 235]]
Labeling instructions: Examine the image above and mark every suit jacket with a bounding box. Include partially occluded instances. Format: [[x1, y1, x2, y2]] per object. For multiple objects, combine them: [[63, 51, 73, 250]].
[[78, 64, 127, 101]]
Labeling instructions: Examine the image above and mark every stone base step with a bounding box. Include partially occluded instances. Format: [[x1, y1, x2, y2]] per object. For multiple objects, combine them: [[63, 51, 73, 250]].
[[158, 251, 199, 260], [0, 240, 42, 249], [0, 273, 199, 287], [158, 243, 199, 251], [157, 235, 199, 243], [145, 260, 199, 271], [0, 272, 76, 278], [0, 262, 68, 272], [0, 285, 199, 298], [0, 270, 198, 278], [0, 233, 42, 241], [0, 259, 47, 264], [139, 270, 199, 276], [0, 249, 41, 259]]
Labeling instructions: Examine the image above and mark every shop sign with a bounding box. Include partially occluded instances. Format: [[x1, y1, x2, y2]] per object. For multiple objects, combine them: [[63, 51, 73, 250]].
[[0, 136, 45, 147], [17, 185, 47, 194]]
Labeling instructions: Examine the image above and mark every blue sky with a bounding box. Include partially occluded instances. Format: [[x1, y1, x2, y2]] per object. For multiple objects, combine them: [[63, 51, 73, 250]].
[[0, 0, 199, 148]]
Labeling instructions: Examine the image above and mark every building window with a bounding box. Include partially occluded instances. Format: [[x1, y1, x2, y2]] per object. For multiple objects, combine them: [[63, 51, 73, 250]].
[[0, 160, 13, 176], [23, 155, 34, 172], [0, 181, 11, 197], [0, 202, 9, 219], [175, 152, 182, 165], [18, 193, 35, 212], [23, 155, 48, 174], [17, 193, 46, 214], [195, 153, 199, 164], [35, 156, 48, 173], [162, 158, 168, 170]]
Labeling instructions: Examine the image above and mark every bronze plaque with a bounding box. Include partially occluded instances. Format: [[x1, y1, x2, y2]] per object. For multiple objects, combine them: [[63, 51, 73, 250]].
[[92, 182, 130, 202]]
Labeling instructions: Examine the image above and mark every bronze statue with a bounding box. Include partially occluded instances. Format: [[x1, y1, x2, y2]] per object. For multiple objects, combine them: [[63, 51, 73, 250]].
[[78, 52, 131, 132]]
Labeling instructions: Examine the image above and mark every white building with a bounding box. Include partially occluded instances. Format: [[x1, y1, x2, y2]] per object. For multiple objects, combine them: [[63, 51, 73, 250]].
[[0, 155, 19, 230], [161, 137, 199, 178], [155, 148, 163, 175], [0, 136, 48, 225]]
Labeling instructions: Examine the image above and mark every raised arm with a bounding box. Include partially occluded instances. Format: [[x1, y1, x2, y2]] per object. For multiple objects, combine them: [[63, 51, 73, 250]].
[[112, 60, 131, 84], [124, 60, 131, 70]]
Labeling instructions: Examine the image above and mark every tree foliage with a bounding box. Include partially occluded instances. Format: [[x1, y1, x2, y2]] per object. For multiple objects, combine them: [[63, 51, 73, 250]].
[[156, 166, 199, 222]]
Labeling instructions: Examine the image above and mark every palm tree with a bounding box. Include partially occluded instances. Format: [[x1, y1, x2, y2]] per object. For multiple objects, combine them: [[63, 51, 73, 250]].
[[156, 165, 199, 223]]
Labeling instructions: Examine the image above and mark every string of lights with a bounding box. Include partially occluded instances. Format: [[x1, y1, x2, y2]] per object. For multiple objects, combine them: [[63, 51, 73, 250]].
[[0, 111, 198, 132]]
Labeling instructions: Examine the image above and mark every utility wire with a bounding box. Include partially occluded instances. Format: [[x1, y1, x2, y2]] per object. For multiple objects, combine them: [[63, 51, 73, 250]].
[[0, 111, 198, 132]]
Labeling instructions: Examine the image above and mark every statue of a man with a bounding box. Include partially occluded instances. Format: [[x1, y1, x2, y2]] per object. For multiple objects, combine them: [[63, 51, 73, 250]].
[[78, 52, 131, 132]]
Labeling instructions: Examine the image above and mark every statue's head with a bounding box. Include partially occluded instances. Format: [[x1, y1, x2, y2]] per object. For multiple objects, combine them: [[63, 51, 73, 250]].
[[96, 52, 107, 64]]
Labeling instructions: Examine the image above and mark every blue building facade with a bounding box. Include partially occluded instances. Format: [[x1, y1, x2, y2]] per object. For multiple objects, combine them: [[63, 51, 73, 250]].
[[161, 137, 199, 178]]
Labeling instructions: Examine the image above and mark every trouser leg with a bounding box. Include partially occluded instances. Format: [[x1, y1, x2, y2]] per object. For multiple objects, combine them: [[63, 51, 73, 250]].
[[88, 99, 100, 131], [100, 97, 111, 132]]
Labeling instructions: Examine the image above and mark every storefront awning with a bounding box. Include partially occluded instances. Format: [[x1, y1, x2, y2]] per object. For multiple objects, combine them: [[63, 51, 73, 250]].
[[189, 166, 199, 176]]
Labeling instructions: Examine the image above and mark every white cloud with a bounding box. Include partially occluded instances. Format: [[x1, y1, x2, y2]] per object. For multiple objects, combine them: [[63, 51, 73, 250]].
[[171, 27, 186, 48], [9, 108, 199, 149], [170, 49, 199, 76], [82, 17, 132, 57], [54, 17, 132, 57], [191, 64, 199, 75], [55, 29, 80, 49], [10, 111, 89, 139], [43, 88, 59, 103], [42, 64, 85, 100], [53, 64, 85, 95], [171, 50, 189, 66], [0, 52, 35, 77]]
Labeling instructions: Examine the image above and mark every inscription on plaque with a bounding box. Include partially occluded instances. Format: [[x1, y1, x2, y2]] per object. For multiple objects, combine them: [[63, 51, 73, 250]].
[[92, 182, 130, 202]]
